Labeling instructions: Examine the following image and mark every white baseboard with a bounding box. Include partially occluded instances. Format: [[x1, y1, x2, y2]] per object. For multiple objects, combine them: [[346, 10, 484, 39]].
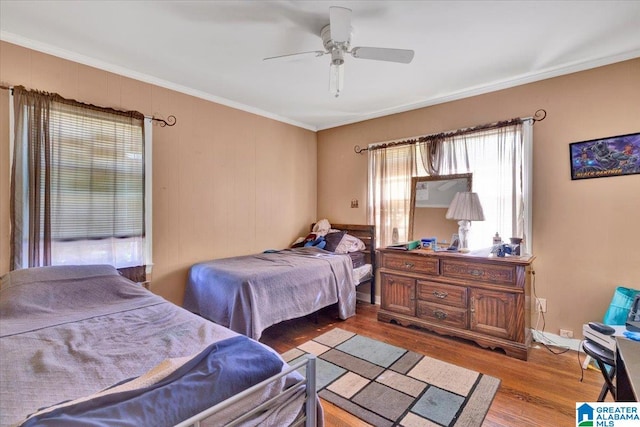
[[531, 329, 582, 352], [356, 291, 380, 305]]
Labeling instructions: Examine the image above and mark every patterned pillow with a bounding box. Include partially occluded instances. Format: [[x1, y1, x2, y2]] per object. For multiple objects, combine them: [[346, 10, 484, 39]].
[[334, 234, 366, 254]]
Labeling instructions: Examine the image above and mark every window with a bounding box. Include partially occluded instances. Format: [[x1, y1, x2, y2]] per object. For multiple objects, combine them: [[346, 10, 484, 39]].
[[10, 87, 152, 276], [368, 120, 532, 252], [454, 125, 531, 250]]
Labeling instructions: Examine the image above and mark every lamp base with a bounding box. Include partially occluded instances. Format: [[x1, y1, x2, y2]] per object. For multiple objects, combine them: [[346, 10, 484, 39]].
[[458, 220, 471, 252]]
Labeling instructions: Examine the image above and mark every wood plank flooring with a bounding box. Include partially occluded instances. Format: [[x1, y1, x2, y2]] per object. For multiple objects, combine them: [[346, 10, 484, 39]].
[[261, 301, 607, 427]]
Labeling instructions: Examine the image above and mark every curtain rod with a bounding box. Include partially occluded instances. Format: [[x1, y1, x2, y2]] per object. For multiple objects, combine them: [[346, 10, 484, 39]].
[[0, 83, 177, 127], [353, 109, 547, 154]]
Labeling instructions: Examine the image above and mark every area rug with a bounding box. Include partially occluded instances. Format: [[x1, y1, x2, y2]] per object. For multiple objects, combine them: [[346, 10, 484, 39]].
[[281, 328, 500, 427]]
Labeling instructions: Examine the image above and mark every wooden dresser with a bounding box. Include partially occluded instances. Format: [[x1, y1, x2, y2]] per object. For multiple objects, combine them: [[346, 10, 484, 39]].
[[377, 248, 535, 360]]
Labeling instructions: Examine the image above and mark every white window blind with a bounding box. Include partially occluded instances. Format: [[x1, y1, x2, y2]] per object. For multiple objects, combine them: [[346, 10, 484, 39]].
[[49, 103, 144, 241], [10, 87, 151, 271]]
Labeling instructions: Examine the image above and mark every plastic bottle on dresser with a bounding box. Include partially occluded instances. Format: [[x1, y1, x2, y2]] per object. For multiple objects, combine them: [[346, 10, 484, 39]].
[[493, 232, 502, 245]]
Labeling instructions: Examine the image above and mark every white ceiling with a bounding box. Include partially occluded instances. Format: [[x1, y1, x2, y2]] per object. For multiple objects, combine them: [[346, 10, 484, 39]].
[[1, 1, 639, 131]]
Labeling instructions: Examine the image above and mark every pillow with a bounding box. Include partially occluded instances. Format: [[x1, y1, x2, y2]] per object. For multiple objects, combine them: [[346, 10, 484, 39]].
[[334, 233, 366, 254], [323, 231, 346, 252]]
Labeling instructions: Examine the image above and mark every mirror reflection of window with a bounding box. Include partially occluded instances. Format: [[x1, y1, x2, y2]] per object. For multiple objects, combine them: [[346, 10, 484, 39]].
[[414, 178, 469, 208], [409, 174, 472, 246]]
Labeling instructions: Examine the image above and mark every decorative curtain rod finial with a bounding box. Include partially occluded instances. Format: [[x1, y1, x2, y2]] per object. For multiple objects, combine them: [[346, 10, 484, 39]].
[[532, 109, 547, 123], [151, 115, 177, 127], [354, 145, 368, 154]]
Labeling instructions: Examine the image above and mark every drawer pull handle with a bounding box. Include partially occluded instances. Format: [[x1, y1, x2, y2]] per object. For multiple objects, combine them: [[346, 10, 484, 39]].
[[434, 310, 448, 320], [404, 262, 415, 269], [469, 269, 483, 276], [432, 290, 448, 299]]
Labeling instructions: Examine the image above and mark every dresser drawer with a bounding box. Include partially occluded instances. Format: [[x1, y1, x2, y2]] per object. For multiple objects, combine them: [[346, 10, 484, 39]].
[[380, 273, 416, 316], [382, 253, 439, 275], [441, 259, 516, 286], [417, 281, 467, 308], [417, 301, 468, 329]]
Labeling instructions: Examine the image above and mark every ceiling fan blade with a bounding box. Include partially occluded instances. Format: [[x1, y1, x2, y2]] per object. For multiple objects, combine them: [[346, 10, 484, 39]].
[[263, 50, 326, 62], [329, 6, 352, 43], [351, 47, 415, 64]]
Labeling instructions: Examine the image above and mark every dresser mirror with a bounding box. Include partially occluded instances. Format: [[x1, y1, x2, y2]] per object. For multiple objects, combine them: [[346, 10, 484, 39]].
[[408, 173, 472, 243]]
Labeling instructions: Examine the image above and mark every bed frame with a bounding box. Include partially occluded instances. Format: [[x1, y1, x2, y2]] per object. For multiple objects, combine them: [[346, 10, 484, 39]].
[[177, 355, 318, 427], [1, 264, 318, 427], [311, 223, 376, 304]]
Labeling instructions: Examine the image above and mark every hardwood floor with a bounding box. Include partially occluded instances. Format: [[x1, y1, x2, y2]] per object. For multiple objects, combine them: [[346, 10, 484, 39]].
[[261, 301, 607, 427]]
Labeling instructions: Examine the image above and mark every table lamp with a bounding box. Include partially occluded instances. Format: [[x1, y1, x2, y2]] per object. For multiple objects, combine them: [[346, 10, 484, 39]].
[[445, 192, 485, 253]]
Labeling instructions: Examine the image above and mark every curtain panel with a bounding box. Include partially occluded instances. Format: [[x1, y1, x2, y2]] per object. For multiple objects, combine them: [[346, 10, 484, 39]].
[[10, 87, 53, 268], [368, 120, 529, 250], [367, 144, 417, 247], [10, 86, 148, 280], [420, 123, 526, 249]]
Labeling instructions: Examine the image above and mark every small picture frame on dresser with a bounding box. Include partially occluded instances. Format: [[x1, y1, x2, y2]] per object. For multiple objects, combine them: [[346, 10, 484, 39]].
[[447, 234, 459, 251]]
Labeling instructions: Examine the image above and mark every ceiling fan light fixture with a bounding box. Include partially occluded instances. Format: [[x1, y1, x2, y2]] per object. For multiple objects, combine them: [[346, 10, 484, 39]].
[[330, 48, 345, 66], [329, 61, 344, 98], [264, 7, 414, 98]]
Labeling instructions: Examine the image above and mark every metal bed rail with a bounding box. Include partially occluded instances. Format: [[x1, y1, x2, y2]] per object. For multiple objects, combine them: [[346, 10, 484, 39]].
[[174, 355, 317, 427]]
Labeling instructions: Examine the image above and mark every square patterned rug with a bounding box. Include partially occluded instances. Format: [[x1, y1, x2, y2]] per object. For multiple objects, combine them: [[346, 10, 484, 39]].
[[281, 328, 500, 427]]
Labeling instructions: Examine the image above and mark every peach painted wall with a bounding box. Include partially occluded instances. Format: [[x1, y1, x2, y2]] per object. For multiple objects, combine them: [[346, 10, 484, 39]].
[[0, 41, 317, 305], [1, 39, 638, 340], [317, 58, 640, 339]]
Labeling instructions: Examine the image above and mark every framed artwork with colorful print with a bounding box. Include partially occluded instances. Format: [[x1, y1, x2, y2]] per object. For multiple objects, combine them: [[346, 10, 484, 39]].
[[569, 132, 640, 180]]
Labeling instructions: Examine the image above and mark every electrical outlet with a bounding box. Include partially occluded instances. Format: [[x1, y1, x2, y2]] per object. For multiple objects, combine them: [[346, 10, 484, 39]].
[[560, 329, 574, 338], [535, 298, 547, 313]]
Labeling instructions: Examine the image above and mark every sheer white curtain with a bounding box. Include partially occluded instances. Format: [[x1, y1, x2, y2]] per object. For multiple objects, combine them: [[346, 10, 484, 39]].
[[460, 124, 526, 250], [367, 144, 417, 247], [368, 120, 532, 252]]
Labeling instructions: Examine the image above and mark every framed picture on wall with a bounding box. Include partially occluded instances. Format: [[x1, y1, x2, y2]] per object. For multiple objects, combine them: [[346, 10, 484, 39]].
[[569, 132, 640, 180]]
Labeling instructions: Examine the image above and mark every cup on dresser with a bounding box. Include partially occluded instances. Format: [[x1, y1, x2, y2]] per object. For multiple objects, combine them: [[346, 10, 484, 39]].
[[509, 237, 523, 255]]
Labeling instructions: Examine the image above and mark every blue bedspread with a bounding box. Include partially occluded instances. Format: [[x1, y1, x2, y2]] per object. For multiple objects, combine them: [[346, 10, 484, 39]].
[[19, 336, 284, 427], [184, 247, 356, 340]]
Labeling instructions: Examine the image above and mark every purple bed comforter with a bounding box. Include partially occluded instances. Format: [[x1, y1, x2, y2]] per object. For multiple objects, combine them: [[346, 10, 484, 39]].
[[0, 265, 312, 427], [184, 247, 356, 340], [18, 336, 283, 427]]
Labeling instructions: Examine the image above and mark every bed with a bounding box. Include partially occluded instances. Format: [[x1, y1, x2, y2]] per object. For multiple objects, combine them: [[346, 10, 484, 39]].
[[183, 224, 376, 341], [0, 264, 320, 427]]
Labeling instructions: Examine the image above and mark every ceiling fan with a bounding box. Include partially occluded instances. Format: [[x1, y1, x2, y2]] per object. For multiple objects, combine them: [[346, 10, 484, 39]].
[[263, 6, 415, 98]]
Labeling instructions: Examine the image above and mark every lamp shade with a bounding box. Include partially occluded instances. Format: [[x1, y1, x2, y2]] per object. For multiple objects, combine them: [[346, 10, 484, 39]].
[[445, 192, 485, 221]]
